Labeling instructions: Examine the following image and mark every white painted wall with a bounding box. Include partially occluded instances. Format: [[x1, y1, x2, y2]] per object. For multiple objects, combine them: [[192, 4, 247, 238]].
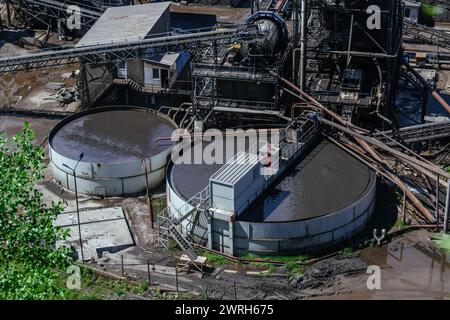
[[405, 6, 420, 23], [144, 63, 162, 86]]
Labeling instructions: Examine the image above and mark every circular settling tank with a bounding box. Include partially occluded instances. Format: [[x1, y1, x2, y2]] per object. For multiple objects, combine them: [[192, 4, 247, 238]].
[[49, 106, 177, 197], [166, 137, 376, 255]]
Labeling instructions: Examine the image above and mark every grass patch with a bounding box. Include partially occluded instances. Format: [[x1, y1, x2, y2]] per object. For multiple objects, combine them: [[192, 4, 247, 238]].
[[394, 218, 408, 229], [151, 197, 166, 213], [52, 266, 151, 300], [202, 251, 232, 265], [240, 254, 308, 264], [284, 261, 305, 279], [240, 254, 308, 278], [432, 233, 450, 253], [341, 247, 354, 256]]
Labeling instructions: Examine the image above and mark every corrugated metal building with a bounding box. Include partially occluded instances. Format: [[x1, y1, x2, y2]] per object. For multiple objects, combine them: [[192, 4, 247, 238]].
[[76, 2, 172, 106]]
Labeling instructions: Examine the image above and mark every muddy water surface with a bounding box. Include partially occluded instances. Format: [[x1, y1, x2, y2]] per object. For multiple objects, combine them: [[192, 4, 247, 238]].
[[51, 109, 176, 163], [350, 231, 450, 299]]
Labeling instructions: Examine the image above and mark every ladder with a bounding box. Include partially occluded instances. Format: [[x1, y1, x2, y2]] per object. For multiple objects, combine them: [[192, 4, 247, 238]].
[[168, 225, 197, 261], [156, 186, 210, 254]]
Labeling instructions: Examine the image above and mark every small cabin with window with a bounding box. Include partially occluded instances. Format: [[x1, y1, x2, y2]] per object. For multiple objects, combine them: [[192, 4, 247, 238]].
[[143, 52, 190, 89], [117, 51, 190, 90], [404, 0, 421, 23]]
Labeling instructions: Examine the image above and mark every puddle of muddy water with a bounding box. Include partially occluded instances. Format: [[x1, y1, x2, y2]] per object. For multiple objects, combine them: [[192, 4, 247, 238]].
[[0, 115, 59, 145], [359, 232, 450, 299]]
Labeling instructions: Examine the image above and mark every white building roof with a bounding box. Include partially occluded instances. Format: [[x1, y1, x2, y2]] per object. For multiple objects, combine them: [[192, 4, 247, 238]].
[[75, 2, 171, 47], [143, 53, 180, 67], [404, 0, 421, 8]]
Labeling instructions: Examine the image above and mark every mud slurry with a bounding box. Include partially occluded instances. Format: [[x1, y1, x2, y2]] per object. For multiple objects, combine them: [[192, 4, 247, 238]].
[[288, 230, 450, 299], [51, 109, 176, 163]]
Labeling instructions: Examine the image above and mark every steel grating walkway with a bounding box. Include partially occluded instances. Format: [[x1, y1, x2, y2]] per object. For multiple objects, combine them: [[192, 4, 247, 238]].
[[375, 121, 450, 145], [404, 20, 450, 50], [0, 25, 260, 73]]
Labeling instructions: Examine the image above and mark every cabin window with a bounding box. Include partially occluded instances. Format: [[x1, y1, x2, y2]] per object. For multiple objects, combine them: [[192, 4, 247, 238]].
[[405, 8, 411, 18], [152, 68, 160, 80]]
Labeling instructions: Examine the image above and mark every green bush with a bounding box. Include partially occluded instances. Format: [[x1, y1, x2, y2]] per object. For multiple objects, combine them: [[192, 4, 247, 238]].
[[0, 123, 69, 299]]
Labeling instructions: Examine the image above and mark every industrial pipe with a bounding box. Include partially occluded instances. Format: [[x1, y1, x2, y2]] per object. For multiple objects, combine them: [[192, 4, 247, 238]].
[[299, 0, 307, 90], [278, 72, 449, 179], [445, 180, 450, 233], [276, 73, 438, 221], [403, 61, 450, 115], [315, 116, 435, 222]]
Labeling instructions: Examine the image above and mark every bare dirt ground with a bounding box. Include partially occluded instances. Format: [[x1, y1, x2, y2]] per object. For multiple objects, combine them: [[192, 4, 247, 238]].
[[0, 13, 80, 114], [44, 175, 450, 300]]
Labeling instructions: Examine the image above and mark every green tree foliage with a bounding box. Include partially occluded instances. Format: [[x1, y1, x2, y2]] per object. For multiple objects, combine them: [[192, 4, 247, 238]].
[[0, 123, 69, 299]]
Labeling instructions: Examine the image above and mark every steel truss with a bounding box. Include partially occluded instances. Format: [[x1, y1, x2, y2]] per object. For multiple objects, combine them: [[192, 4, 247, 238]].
[[0, 25, 260, 74], [3, 0, 103, 30], [404, 19, 450, 50]]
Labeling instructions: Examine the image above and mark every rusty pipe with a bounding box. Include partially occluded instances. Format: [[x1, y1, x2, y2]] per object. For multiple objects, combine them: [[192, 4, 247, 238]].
[[403, 61, 450, 115]]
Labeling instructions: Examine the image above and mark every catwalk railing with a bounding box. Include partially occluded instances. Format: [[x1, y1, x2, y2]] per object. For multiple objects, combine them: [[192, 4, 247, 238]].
[[0, 24, 260, 74], [374, 120, 450, 145], [404, 19, 450, 50]]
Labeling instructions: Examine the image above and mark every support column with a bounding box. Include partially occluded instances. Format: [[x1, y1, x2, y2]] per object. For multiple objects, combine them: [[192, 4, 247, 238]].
[[228, 217, 234, 256], [299, 0, 308, 90], [207, 217, 213, 249], [444, 180, 450, 234], [79, 63, 91, 109], [6, 0, 11, 26]]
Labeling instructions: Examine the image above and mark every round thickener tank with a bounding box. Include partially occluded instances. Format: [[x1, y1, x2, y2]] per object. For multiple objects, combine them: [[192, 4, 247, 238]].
[[166, 137, 376, 256], [49, 106, 177, 197]]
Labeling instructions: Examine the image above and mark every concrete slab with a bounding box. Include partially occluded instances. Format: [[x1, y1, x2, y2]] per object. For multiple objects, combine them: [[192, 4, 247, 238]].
[[55, 206, 134, 261]]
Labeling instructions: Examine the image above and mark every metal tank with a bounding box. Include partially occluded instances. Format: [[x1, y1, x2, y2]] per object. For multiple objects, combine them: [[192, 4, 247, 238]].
[[49, 106, 177, 197], [165, 137, 376, 256], [246, 11, 288, 55]]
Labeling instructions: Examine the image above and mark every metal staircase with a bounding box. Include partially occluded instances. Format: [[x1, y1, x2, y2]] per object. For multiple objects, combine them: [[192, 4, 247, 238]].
[[168, 225, 197, 261], [156, 186, 211, 262]]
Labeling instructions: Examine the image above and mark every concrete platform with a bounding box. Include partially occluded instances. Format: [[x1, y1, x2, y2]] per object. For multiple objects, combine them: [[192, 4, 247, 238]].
[[55, 206, 134, 261]]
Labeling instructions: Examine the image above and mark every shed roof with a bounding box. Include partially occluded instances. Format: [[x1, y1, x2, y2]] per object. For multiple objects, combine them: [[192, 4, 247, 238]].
[[143, 53, 180, 67], [210, 152, 260, 185], [403, 0, 421, 8], [75, 2, 171, 47]]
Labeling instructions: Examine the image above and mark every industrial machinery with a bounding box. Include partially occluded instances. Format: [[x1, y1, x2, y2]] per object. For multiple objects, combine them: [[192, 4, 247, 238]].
[[0, 1, 448, 259], [293, 0, 404, 125]]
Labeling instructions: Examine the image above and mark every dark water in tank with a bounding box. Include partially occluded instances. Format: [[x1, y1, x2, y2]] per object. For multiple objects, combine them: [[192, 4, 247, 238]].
[[51, 109, 176, 163], [238, 140, 375, 223]]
